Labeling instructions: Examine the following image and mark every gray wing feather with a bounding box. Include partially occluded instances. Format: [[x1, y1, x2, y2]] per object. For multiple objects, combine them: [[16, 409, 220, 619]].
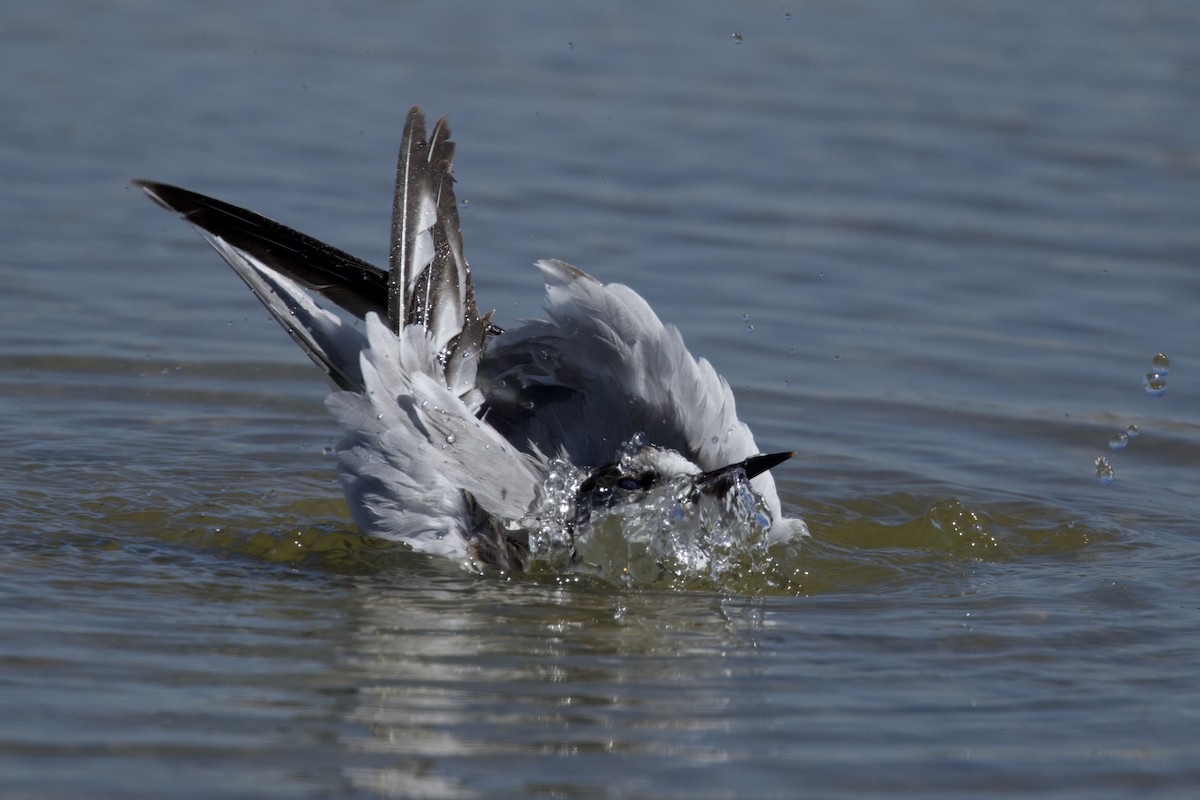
[[388, 108, 430, 331], [388, 107, 488, 408]]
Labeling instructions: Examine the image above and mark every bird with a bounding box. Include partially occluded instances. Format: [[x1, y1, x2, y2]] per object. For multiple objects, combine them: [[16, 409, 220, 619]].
[[135, 106, 806, 579]]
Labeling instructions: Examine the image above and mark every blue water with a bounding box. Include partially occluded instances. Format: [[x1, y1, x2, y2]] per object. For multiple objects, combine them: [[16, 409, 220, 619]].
[[3, 1, 1200, 797]]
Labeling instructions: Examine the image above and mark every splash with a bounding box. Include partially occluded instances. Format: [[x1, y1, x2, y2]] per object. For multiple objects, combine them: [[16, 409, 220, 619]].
[[1094, 353, 1170, 485], [1094, 456, 1115, 486], [526, 435, 778, 588], [525, 459, 589, 572]]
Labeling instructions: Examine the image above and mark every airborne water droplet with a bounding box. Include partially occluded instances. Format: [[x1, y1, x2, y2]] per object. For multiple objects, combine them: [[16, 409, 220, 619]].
[[1125, 424, 1140, 437], [1144, 372, 1167, 397], [1095, 456, 1114, 485], [1152, 353, 1170, 374], [1108, 433, 1128, 450]]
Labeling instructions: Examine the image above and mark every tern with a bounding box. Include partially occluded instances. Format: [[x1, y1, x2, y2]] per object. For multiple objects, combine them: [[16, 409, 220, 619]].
[[136, 107, 806, 577]]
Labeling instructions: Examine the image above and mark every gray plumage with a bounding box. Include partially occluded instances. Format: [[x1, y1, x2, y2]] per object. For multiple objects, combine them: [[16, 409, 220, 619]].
[[136, 107, 805, 574]]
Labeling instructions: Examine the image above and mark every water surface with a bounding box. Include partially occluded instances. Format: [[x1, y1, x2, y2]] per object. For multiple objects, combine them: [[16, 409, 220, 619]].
[[3, 1, 1199, 797]]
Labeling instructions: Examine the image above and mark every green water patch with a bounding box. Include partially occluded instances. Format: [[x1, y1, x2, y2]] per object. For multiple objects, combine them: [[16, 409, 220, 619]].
[[4, 450, 1126, 599], [782, 492, 1122, 596]]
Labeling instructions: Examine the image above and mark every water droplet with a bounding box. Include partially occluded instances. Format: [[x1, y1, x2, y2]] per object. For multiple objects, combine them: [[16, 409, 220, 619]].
[[445, 434, 456, 445], [1108, 433, 1128, 450], [1125, 424, 1140, 437], [732, 32, 744, 43], [1095, 456, 1114, 486], [1152, 353, 1170, 374], [1144, 372, 1167, 396]]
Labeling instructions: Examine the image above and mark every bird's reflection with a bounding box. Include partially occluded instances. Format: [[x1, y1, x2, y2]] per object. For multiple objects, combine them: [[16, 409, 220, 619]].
[[334, 563, 774, 797]]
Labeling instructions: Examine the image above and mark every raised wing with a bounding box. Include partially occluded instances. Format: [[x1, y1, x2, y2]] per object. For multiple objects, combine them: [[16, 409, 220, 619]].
[[136, 108, 492, 404], [135, 180, 387, 320], [388, 108, 491, 399]]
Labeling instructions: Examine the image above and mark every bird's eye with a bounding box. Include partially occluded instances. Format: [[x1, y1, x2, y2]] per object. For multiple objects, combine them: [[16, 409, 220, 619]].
[[616, 477, 643, 491]]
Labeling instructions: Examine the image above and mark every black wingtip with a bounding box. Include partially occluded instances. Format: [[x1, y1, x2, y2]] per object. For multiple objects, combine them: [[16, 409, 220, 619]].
[[132, 178, 390, 320], [132, 179, 221, 220], [132, 179, 176, 212]]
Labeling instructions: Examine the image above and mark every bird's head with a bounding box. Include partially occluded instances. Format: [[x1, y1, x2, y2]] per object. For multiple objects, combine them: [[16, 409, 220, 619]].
[[573, 442, 793, 522], [525, 434, 795, 583]]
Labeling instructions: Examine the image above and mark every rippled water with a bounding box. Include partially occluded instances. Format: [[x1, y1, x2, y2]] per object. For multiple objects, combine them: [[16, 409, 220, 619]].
[[4, 1, 1200, 797]]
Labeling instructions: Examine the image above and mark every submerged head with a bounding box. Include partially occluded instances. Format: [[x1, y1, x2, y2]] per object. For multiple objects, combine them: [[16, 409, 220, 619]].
[[527, 434, 794, 585], [573, 441, 794, 523]]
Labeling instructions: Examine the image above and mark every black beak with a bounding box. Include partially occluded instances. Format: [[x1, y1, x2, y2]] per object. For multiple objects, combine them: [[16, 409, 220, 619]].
[[695, 451, 794, 496]]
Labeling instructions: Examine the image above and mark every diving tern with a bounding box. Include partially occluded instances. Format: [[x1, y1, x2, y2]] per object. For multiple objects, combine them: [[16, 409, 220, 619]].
[[137, 107, 806, 576]]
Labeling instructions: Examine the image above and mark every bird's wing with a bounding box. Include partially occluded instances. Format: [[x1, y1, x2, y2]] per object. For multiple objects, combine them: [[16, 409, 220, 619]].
[[137, 109, 489, 406], [135, 181, 375, 391], [388, 108, 490, 404], [483, 261, 761, 464], [135, 180, 388, 320], [481, 258, 784, 524]]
